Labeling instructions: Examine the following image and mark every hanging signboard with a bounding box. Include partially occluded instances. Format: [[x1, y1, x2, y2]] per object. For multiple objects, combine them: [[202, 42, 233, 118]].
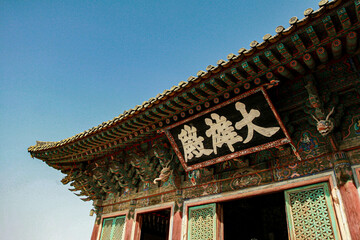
[[164, 86, 293, 171]]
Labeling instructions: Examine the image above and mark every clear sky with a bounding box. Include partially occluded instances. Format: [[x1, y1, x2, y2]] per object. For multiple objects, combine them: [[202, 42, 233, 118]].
[[1, 1, 320, 239]]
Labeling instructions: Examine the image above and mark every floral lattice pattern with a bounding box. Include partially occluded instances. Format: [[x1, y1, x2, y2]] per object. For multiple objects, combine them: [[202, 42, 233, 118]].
[[100, 216, 126, 240], [100, 219, 113, 240], [286, 184, 339, 240], [112, 217, 126, 240], [188, 204, 216, 240]]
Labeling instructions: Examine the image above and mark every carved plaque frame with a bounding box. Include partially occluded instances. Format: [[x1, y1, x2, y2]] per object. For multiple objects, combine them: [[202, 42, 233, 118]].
[[164, 86, 294, 172]]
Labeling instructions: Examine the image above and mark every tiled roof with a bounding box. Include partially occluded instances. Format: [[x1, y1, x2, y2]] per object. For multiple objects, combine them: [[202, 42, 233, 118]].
[[29, 0, 358, 165]]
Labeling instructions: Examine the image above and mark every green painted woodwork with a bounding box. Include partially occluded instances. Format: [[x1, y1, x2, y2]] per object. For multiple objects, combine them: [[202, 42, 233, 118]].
[[190, 88, 208, 100], [291, 34, 306, 53], [285, 183, 340, 240], [355, 0, 360, 21], [306, 26, 320, 46], [209, 78, 226, 91], [241, 61, 256, 76], [264, 50, 280, 65], [322, 16, 336, 37], [100, 216, 126, 240], [219, 73, 235, 86], [188, 203, 217, 240], [277, 43, 292, 60], [337, 7, 351, 30], [253, 56, 267, 71], [230, 67, 245, 82]]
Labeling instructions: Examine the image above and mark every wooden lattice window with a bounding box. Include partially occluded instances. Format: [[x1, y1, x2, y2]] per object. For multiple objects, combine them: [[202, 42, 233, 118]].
[[99, 216, 126, 240], [188, 203, 217, 240], [285, 182, 340, 240]]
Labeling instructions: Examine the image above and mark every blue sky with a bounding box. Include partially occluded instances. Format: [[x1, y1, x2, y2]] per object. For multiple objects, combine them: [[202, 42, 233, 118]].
[[0, 1, 319, 239]]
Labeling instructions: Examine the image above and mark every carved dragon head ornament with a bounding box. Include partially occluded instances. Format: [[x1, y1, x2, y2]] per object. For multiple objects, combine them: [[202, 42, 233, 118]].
[[311, 107, 335, 136]]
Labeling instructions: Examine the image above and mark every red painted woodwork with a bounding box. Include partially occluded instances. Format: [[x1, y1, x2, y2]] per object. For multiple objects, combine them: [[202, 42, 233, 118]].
[[90, 220, 100, 240], [339, 181, 360, 240], [123, 218, 134, 240], [171, 211, 182, 240]]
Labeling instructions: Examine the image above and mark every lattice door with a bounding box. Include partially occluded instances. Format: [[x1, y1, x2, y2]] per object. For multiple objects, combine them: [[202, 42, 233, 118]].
[[285, 183, 341, 240], [188, 203, 217, 240], [100, 218, 114, 240], [100, 216, 126, 240]]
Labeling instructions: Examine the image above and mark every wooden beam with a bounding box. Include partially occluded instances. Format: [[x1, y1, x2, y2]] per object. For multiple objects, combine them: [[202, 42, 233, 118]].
[[337, 7, 351, 30], [265, 50, 281, 65], [277, 43, 292, 61], [230, 67, 246, 82], [306, 26, 320, 46], [346, 32, 358, 54], [322, 16, 336, 38], [277, 66, 294, 79], [303, 53, 316, 70], [331, 39, 342, 60], [241, 61, 257, 76], [291, 34, 307, 53], [253, 56, 268, 71], [316, 47, 329, 63], [290, 60, 306, 75]]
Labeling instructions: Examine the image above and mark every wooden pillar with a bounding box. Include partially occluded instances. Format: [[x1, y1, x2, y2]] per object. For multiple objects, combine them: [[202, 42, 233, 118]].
[[90, 216, 101, 240], [339, 181, 360, 240], [124, 200, 136, 240], [334, 152, 360, 240], [172, 211, 183, 240], [172, 192, 184, 240], [124, 218, 134, 240]]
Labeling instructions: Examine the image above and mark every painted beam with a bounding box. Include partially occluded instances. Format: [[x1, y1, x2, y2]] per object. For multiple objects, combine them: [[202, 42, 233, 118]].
[[182, 92, 200, 104], [316, 47, 329, 64], [253, 56, 268, 71], [303, 53, 316, 70], [277, 66, 294, 79], [346, 32, 358, 54], [331, 39, 342, 60], [241, 61, 257, 76], [230, 67, 246, 82], [290, 60, 306, 75], [190, 88, 209, 101], [265, 50, 280, 65], [306, 26, 320, 46], [337, 7, 351, 30], [291, 34, 307, 53], [219, 73, 237, 87], [277, 43, 292, 61], [322, 16, 336, 38], [355, 0, 360, 22], [209, 78, 227, 91]]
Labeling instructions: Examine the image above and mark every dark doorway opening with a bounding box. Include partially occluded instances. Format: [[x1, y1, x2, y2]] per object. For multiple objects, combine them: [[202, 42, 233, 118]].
[[223, 191, 287, 240], [139, 209, 171, 240]]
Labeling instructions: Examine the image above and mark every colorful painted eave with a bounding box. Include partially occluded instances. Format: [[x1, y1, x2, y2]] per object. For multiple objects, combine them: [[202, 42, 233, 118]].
[[28, 0, 360, 167]]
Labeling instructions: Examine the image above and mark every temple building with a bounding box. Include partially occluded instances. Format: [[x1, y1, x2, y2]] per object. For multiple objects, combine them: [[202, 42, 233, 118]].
[[28, 0, 360, 239]]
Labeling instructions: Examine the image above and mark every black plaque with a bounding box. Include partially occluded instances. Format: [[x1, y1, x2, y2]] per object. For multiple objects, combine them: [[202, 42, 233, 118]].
[[165, 87, 290, 171]]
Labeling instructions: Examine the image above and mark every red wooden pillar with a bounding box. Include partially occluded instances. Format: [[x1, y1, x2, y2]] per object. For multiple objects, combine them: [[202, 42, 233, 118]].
[[172, 192, 183, 240], [123, 218, 134, 240], [339, 181, 360, 240], [334, 152, 360, 240], [124, 200, 136, 240], [172, 211, 182, 240], [90, 217, 101, 240]]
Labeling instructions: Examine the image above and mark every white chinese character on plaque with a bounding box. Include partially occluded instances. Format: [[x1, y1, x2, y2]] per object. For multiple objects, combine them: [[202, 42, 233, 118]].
[[235, 102, 280, 143], [178, 125, 213, 162], [205, 113, 243, 154]]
